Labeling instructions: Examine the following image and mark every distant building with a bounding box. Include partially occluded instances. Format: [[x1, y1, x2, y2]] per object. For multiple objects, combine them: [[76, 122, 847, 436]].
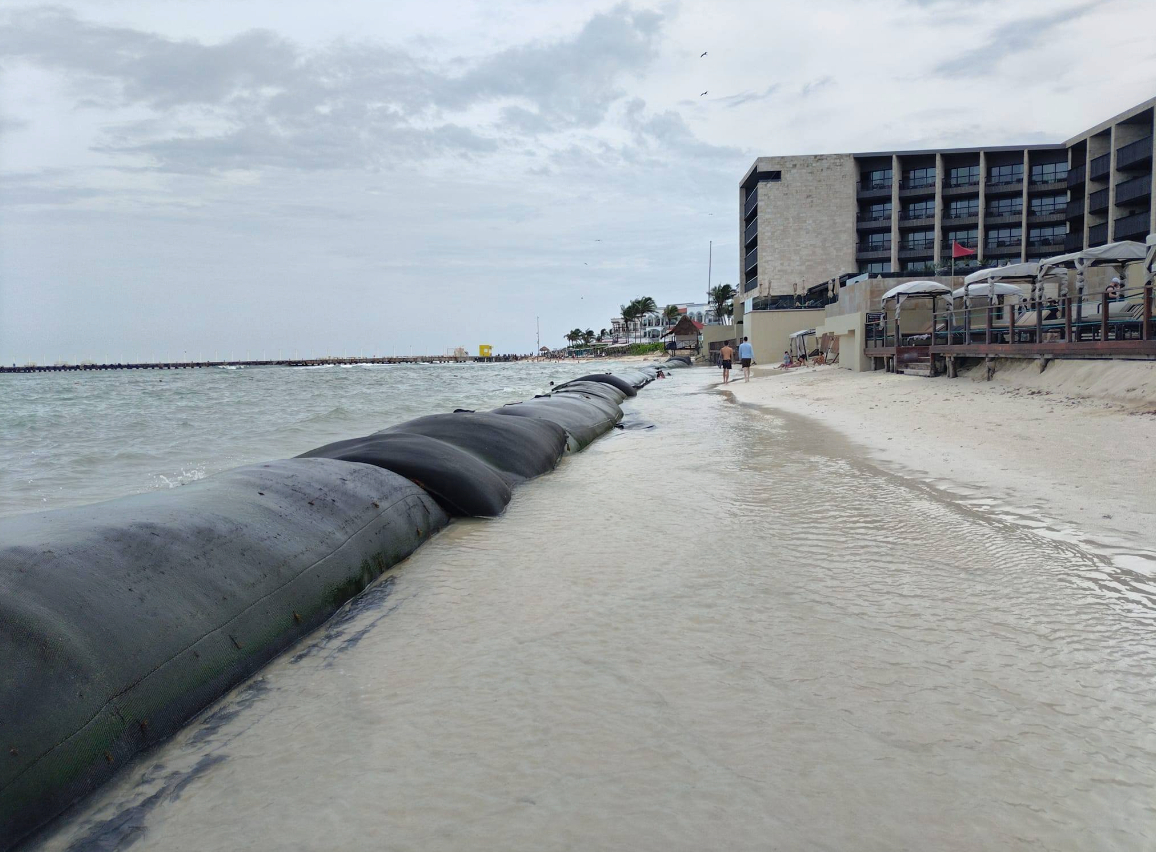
[[740, 96, 1156, 297]]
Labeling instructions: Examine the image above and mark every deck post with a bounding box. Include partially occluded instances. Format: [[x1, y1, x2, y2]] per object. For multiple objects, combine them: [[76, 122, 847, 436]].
[[1035, 295, 1043, 343], [1143, 285, 1153, 341], [985, 305, 992, 344], [1101, 291, 1109, 341], [1008, 304, 1016, 344], [1064, 297, 1072, 341]]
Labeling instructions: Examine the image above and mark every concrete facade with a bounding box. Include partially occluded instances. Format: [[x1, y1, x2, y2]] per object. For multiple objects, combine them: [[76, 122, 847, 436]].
[[740, 156, 857, 299], [744, 308, 826, 366], [740, 97, 1156, 292]]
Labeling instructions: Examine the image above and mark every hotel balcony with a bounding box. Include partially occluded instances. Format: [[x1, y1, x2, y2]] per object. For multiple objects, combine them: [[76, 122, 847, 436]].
[[942, 179, 980, 198], [898, 244, 934, 259], [744, 219, 758, 245], [1025, 236, 1066, 254], [1116, 135, 1153, 171], [1114, 174, 1151, 206], [985, 177, 1023, 195], [898, 178, 936, 198], [1027, 209, 1067, 224], [1088, 152, 1111, 181], [984, 238, 1022, 256], [1088, 221, 1109, 246], [856, 213, 892, 230], [744, 247, 758, 271], [1066, 199, 1084, 219], [1114, 211, 1152, 242], [1064, 232, 1083, 252], [898, 211, 935, 227], [744, 192, 757, 218], [985, 211, 1023, 226], [942, 212, 978, 226], [1088, 187, 1110, 213], [1067, 164, 1086, 188], [856, 244, 892, 260], [857, 180, 893, 199], [1028, 175, 1068, 192]]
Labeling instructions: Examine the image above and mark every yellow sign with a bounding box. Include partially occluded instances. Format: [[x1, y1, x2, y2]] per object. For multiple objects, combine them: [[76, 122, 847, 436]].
[[478, 345, 492, 357]]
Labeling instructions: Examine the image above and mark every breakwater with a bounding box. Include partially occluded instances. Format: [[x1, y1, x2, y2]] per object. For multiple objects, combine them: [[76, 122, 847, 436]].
[[0, 355, 527, 374], [0, 358, 691, 848]]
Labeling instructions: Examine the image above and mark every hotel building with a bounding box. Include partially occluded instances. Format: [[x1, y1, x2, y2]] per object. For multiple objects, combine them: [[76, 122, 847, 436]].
[[739, 97, 1156, 297]]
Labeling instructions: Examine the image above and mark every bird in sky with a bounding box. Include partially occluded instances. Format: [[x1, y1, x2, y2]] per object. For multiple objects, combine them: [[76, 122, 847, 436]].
[[700, 51, 708, 57], [700, 91, 708, 96]]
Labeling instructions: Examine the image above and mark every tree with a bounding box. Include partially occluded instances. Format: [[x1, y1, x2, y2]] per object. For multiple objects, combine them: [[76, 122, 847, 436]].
[[635, 296, 659, 342], [566, 328, 584, 348], [619, 302, 638, 342], [599, 328, 608, 341], [583, 329, 595, 346], [662, 304, 681, 325], [708, 284, 737, 325]]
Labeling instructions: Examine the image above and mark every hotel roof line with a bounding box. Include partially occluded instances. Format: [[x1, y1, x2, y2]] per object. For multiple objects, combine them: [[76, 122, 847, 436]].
[[740, 95, 1156, 184]]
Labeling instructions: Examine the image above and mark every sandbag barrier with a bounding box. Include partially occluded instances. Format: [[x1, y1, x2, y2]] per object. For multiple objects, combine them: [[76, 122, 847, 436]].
[[0, 362, 672, 848]]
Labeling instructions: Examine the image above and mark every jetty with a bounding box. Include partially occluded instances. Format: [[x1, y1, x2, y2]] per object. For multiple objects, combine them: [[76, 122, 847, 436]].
[[0, 355, 526, 374]]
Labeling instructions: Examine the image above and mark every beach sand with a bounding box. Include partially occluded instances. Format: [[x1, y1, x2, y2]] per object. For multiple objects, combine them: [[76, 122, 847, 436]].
[[721, 359, 1156, 552]]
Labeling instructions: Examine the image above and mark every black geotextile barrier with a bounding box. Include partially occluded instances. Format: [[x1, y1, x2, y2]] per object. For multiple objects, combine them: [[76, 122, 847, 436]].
[[0, 459, 448, 848], [551, 380, 628, 405], [376, 412, 567, 483], [494, 393, 622, 451], [298, 433, 512, 517], [564, 373, 637, 396]]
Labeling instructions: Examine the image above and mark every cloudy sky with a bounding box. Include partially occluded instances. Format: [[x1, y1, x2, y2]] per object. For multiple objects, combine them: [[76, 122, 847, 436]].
[[1, 0, 1153, 362]]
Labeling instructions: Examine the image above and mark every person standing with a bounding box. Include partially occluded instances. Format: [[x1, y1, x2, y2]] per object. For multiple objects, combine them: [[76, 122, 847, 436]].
[[738, 337, 754, 382], [719, 342, 735, 384]]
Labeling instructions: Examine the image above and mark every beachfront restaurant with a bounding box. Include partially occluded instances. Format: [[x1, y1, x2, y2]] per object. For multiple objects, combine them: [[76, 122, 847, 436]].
[[864, 236, 1156, 375]]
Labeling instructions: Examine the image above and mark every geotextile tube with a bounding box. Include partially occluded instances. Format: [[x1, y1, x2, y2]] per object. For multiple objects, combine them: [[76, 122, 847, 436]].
[[0, 459, 448, 847], [563, 373, 637, 397], [298, 433, 513, 517], [377, 412, 567, 483], [0, 363, 665, 848], [494, 393, 622, 451]]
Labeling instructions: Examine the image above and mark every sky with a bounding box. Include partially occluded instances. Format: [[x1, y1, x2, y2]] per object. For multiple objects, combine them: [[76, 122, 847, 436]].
[[1, 0, 1154, 362]]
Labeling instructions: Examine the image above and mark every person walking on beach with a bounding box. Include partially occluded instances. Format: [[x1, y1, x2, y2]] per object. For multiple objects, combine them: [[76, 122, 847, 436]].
[[738, 337, 754, 382], [719, 342, 734, 384]]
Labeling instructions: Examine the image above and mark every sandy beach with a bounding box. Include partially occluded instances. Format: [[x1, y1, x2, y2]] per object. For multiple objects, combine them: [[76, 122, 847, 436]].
[[721, 360, 1156, 556]]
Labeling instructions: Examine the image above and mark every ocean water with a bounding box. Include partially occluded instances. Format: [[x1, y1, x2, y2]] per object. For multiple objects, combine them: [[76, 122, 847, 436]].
[[18, 365, 1156, 850], [0, 361, 602, 518]]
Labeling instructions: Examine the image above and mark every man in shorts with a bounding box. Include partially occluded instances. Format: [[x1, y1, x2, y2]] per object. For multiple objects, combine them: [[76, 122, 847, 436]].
[[719, 342, 735, 384], [738, 337, 754, 382]]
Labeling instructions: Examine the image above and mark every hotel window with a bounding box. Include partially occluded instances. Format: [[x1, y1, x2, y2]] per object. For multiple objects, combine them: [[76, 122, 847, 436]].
[[1028, 225, 1065, 246], [862, 167, 892, 189], [904, 230, 935, 250], [901, 260, 936, 273], [947, 198, 978, 218], [988, 162, 1024, 185], [863, 202, 891, 220], [1030, 194, 1066, 215], [903, 199, 935, 219], [904, 167, 936, 188], [864, 232, 890, 250], [863, 262, 891, 274], [987, 196, 1023, 216], [1030, 162, 1068, 184], [947, 165, 980, 187], [986, 226, 1021, 248], [947, 228, 978, 247]]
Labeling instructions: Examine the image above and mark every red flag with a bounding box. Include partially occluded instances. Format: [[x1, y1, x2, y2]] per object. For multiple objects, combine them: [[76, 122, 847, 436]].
[[952, 241, 977, 259]]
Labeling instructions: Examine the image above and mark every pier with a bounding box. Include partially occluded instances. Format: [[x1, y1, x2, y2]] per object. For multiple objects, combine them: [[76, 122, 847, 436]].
[[0, 355, 527, 374]]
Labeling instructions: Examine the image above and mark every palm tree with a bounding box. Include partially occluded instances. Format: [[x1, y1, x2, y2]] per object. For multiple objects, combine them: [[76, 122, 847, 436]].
[[708, 284, 737, 325], [662, 304, 681, 325], [566, 328, 584, 348], [635, 296, 658, 343], [599, 328, 608, 341], [583, 329, 595, 346], [619, 302, 638, 343]]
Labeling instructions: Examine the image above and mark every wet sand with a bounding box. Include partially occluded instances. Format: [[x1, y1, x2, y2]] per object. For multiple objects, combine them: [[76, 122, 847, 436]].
[[32, 367, 1156, 851]]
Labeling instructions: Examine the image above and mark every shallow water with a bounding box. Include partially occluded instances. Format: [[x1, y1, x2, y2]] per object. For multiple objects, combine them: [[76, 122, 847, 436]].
[[0, 362, 597, 518], [27, 368, 1156, 850]]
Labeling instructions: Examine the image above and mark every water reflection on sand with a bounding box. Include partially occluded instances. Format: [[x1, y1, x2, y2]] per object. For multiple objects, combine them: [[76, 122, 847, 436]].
[[36, 370, 1156, 851]]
